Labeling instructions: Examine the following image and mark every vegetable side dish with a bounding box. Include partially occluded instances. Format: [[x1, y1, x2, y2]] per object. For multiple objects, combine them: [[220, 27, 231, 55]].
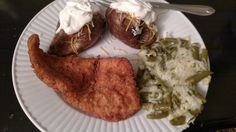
[[138, 37, 212, 126]]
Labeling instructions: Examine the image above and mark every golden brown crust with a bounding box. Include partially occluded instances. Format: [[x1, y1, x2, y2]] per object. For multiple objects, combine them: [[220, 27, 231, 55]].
[[48, 13, 106, 56], [106, 8, 157, 49], [28, 34, 140, 121]]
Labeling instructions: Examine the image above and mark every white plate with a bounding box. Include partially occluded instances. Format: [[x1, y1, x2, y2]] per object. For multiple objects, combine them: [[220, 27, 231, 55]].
[[12, 0, 208, 132]]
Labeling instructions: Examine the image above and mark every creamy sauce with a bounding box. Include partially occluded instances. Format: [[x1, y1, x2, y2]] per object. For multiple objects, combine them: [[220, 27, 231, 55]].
[[110, 0, 157, 25], [56, 0, 100, 35]]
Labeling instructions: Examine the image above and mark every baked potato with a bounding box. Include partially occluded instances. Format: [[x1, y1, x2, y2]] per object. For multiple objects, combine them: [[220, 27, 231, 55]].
[[48, 13, 105, 56], [106, 8, 157, 49]]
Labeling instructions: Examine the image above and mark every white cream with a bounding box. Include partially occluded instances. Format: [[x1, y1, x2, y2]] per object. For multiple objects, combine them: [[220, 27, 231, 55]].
[[110, 0, 157, 25], [56, 0, 100, 35]]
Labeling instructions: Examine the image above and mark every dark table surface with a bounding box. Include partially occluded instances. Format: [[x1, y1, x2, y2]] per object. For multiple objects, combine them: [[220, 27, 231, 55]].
[[1, 0, 236, 131]]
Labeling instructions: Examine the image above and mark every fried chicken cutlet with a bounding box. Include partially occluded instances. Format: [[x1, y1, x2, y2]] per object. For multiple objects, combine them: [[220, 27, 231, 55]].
[[27, 34, 140, 121]]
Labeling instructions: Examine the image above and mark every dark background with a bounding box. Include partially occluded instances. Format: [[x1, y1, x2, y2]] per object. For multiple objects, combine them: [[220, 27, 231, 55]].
[[1, 0, 236, 131]]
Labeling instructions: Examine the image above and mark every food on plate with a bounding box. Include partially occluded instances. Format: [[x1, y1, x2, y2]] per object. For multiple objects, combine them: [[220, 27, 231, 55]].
[[106, 0, 158, 49], [137, 37, 212, 126], [28, 34, 140, 121], [48, 0, 106, 56]]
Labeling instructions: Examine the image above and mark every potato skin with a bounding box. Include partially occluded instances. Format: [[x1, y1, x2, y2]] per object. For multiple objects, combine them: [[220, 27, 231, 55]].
[[106, 8, 157, 49], [48, 13, 105, 56]]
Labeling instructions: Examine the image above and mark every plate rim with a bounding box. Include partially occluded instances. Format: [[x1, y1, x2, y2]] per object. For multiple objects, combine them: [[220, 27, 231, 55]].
[[11, 1, 56, 132], [11, 1, 206, 132]]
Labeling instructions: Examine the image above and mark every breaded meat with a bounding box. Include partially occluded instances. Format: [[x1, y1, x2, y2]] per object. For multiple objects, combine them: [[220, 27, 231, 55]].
[[27, 34, 140, 121]]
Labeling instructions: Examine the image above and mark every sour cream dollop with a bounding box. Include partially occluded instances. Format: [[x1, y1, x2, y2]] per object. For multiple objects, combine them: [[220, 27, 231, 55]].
[[56, 0, 100, 35], [110, 0, 157, 25]]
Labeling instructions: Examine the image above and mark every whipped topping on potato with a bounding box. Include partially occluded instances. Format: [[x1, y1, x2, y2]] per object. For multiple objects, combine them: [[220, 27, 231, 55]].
[[110, 0, 157, 25], [56, 0, 100, 35]]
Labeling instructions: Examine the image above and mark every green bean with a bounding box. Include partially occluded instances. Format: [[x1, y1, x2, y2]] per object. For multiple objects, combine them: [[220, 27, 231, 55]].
[[140, 92, 153, 103], [165, 94, 172, 104], [151, 42, 160, 48], [161, 38, 179, 46], [143, 91, 159, 96], [154, 76, 169, 90], [201, 48, 209, 69], [166, 54, 173, 60], [192, 90, 206, 103], [170, 116, 186, 126], [140, 45, 150, 50], [137, 68, 144, 78], [191, 43, 200, 60], [187, 91, 193, 96], [137, 69, 146, 89], [189, 109, 201, 116], [137, 69, 152, 86], [159, 55, 166, 70], [140, 92, 152, 96], [147, 55, 156, 62], [201, 49, 208, 62], [147, 110, 169, 119], [142, 103, 154, 110], [180, 39, 190, 49], [172, 94, 181, 107], [166, 46, 177, 60], [186, 71, 213, 84], [167, 46, 177, 52], [137, 68, 145, 79], [152, 46, 159, 54]]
